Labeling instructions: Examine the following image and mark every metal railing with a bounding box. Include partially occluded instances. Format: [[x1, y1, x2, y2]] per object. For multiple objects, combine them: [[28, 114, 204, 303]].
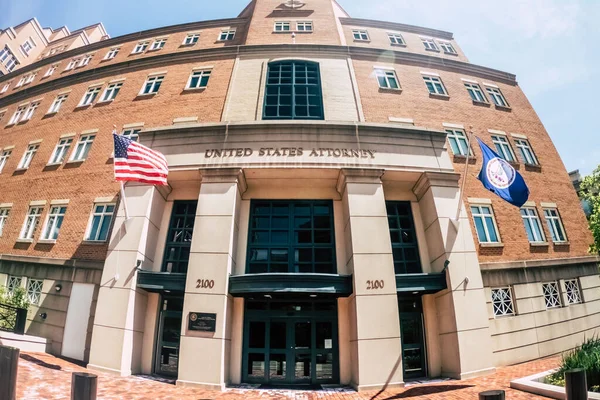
[[0, 303, 27, 334]]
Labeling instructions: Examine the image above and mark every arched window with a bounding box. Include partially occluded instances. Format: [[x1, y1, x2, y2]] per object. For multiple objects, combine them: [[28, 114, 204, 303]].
[[263, 60, 324, 120]]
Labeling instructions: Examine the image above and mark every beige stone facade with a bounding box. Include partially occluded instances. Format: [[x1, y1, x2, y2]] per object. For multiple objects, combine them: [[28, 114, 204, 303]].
[[0, 0, 597, 392]]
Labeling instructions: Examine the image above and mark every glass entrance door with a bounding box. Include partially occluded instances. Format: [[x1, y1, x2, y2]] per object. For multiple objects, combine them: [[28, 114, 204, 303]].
[[398, 298, 426, 379], [155, 296, 183, 377]]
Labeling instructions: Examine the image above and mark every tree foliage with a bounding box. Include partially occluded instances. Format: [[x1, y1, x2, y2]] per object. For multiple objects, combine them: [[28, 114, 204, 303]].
[[580, 166, 600, 254]]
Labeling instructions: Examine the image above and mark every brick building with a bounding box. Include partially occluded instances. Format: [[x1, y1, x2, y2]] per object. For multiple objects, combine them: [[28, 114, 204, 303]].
[[0, 0, 597, 391]]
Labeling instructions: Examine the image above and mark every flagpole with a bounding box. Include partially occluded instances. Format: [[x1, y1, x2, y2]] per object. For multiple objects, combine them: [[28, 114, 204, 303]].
[[114, 124, 130, 220], [454, 128, 474, 222]]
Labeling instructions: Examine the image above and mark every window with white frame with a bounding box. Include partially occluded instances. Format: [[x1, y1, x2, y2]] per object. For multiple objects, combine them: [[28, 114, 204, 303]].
[[388, 33, 405, 45], [296, 21, 313, 32], [491, 135, 516, 162], [21, 101, 40, 121], [446, 129, 471, 156], [0, 46, 19, 72], [422, 75, 447, 95], [219, 29, 236, 41], [100, 82, 122, 102], [140, 75, 164, 95], [274, 22, 291, 32], [70, 135, 95, 161], [464, 82, 487, 103], [20, 206, 43, 240], [439, 41, 457, 54], [0, 207, 9, 236], [25, 72, 37, 84], [421, 38, 438, 51], [187, 69, 211, 89], [86, 203, 115, 241], [132, 42, 149, 54], [48, 94, 68, 114], [1, 82, 10, 93], [0, 149, 11, 172], [16, 76, 27, 87], [18, 144, 39, 169], [485, 86, 509, 107], [79, 86, 101, 106], [65, 58, 79, 71], [7, 276, 22, 296], [491, 287, 515, 317], [564, 279, 582, 305], [515, 138, 538, 165], [49, 138, 72, 164], [104, 47, 120, 60], [41, 205, 67, 240], [542, 282, 562, 309], [520, 207, 545, 243], [149, 38, 167, 50], [471, 204, 500, 243], [183, 33, 200, 45], [543, 208, 567, 243], [122, 128, 140, 141], [21, 40, 33, 55], [26, 279, 43, 305], [374, 69, 400, 89], [352, 29, 369, 41], [8, 105, 27, 125], [78, 54, 93, 67], [0, 111, 4, 122], [44, 65, 57, 77]]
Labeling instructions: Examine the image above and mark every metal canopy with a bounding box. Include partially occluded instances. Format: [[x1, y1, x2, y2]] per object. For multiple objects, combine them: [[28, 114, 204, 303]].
[[395, 272, 447, 294], [136, 270, 186, 293], [229, 273, 353, 297]]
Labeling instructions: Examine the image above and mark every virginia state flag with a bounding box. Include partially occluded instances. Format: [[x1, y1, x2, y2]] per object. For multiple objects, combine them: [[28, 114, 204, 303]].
[[476, 137, 529, 207]]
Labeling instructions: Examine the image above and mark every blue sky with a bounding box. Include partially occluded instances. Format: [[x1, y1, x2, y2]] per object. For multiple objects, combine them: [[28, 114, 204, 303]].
[[2, 0, 598, 175]]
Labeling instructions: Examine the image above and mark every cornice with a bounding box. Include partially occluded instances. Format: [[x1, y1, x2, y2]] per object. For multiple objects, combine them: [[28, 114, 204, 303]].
[[412, 171, 461, 201], [340, 17, 454, 40], [0, 44, 517, 108], [0, 17, 248, 82], [0, 253, 104, 270]]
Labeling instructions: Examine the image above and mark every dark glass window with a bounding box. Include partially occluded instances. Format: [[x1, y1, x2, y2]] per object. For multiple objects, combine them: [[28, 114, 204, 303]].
[[162, 201, 197, 273], [247, 200, 335, 273], [263, 61, 324, 120], [386, 201, 422, 274]]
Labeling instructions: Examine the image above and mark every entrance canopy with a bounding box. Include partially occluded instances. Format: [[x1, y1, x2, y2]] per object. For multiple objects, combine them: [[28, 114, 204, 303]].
[[229, 273, 353, 297]]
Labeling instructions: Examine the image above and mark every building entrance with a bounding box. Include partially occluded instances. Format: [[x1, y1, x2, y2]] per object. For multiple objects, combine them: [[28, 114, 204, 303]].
[[398, 297, 427, 379], [242, 299, 338, 385], [154, 295, 183, 377]]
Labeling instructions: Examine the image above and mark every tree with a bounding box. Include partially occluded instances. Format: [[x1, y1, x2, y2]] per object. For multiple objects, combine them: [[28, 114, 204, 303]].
[[579, 166, 600, 253]]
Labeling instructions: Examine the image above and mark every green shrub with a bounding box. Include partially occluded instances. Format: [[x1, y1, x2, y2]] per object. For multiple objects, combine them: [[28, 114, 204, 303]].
[[0, 285, 30, 309], [548, 336, 600, 392]]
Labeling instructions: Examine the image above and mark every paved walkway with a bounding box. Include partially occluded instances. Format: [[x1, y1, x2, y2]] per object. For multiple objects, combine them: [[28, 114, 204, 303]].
[[15, 352, 559, 399]]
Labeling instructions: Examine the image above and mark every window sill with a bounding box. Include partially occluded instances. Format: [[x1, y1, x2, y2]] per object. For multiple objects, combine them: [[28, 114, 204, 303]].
[[37, 239, 56, 244], [180, 43, 197, 47], [96, 99, 114, 104], [529, 242, 549, 247], [136, 92, 157, 98], [45, 162, 63, 167], [45, 111, 58, 116], [353, 39, 371, 43], [378, 87, 402, 92], [147, 48, 163, 52], [16, 238, 33, 243], [452, 154, 477, 164], [429, 93, 450, 100], [390, 43, 407, 47], [472, 100, 490, 107], [494, 105, 512, 112], [82, 240, 108, 245], [183, 86, 207, 92], [443, 51, 459, 56], [66, 159, 85, 164], [130, 51, 145, 56], [553, 241, 570, 246], [425, 48, 440, 53], [479, 242, 504, 248], [75, 103, 92, 109], [14, 167, 29, 172]]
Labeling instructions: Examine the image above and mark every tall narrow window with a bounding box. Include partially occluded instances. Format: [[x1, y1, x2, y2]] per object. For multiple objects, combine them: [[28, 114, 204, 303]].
[[7, 276, 22, 296], [48, 94, 68, 113], [543, 208, 567, 243], [421, 38, 438, 51], [446, 129, 471, 156], [564, 279, 582, 305], [219, 29, 236, 41], [150, 39, 167, 50], [122, 128, 141, 141], [0, 207, 10, 236], [41, 206, 67, 240], [386, 201, 421, 274], [520, 207, 545, 243], [486, 86, 509, 107], [388, 33, 405, 45], [422, 75, 447, 95], [18, 144, 39, 169], [65, 59, 79, 71], [186, 69, 211, 89], [8, 105, 27, 125], [100, 82, 122, 102], [352, 30, 369, 41], [104, 47, 120, 60], [78, 55, 93, 67], [132, 42, 148, 54], [0, 46, 19, 72], [70, 135, 95, 161], [25, 72, 37, 84], [247, 200, 335, 274], [471, 204, 500, 243], [514, 138, 538, 165], [21, 101, 40, 121], [0, 149, 11, 172], [183, 34, 200, 45], [542, 282, 561, 309], [162, 201, 197, 273], [464, 82, 487, 103], [140, 75, 164, 95], [26, 279, 43, 305], [79, 86, 101, 106], [374, 69, 400, 90], [49, 138, 72, 164], [44, 65, 57, 77], [86, 203, 115, 241], [491, 287, 515, 317], [439, 41, 457, 54], [263, 60, 324, 120], [1, 82, 10, 93], [491, 135, 516, 162], [20, 206, 43, 240]]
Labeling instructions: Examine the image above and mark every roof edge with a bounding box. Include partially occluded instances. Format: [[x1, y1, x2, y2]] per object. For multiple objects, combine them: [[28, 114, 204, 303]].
[[340, 17, 454, 40]]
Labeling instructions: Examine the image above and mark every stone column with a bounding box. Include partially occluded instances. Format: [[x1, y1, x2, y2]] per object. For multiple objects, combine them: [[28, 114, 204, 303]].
[[176, 168, 246, 390], [88, 183, 167, 375], [412, 172, 495, 379], [336, 169, 403, 391]]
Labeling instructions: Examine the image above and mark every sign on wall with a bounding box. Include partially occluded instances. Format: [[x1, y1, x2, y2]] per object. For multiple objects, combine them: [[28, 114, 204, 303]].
[[188, 312, 217, 332], [204, 147, 376, 159]]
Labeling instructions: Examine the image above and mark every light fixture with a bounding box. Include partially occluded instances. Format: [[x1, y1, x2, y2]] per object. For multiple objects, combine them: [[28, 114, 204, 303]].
[[54, 283, 62, 292], [264, 294, 272, 298], [39, 312, 47, 320], [412, 291, 418, 295], [309, 294, 317, 298]]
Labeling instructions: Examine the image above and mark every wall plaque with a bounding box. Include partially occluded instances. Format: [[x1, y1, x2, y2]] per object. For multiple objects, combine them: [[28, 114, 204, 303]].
[[188, 312, 217, 332]]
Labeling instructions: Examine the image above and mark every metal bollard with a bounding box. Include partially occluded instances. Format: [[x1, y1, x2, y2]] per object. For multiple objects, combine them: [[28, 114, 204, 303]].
[[71, 372, 98, 400], [565, 368, 587, 400], [479, 390, 505, 400], [0, 345, 20, 400]]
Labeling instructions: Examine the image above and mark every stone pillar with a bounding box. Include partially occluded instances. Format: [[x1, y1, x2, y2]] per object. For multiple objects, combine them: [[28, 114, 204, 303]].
[[88, 183, 167, 375], [176, 168, 246, 390], [336, 169, 403, 391], [412, 172, 495, 379]]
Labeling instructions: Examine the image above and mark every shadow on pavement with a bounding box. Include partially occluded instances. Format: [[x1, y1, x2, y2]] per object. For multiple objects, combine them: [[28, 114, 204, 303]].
[[381, 385, 474, 399], [19, 353, 62, 370]]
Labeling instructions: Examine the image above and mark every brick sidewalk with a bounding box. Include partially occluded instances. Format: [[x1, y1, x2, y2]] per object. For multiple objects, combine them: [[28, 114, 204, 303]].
[[15, 352, 558, 399]]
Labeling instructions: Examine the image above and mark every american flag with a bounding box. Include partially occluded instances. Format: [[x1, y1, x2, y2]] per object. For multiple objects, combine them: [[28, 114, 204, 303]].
[[113, 132, 168, 185]]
